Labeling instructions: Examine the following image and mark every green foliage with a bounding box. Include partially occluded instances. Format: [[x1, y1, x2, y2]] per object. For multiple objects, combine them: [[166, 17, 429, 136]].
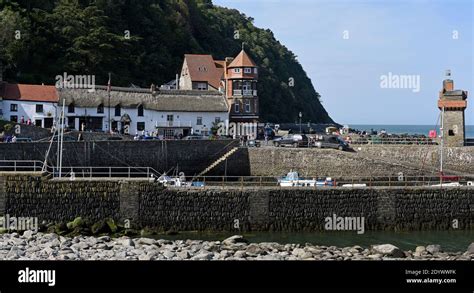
[[0, 0, 334, 123]]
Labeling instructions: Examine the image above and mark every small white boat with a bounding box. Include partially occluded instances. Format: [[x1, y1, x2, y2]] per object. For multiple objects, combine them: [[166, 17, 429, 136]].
[[430, 182, 462, 187], [278, 171, 334, 187], [157, 174, 205, 187], [341, 183, 367, 187]]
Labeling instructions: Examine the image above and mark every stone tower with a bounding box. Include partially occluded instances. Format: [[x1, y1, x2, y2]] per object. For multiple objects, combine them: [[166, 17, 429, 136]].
[[438, 72, 468, 147]]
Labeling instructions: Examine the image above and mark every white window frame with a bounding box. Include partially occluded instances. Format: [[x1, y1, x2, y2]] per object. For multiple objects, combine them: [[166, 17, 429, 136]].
[[244, 68, 252, 74], [234, 103, 240, 113], [197, 117, 203, 125], [245, 100, 251, 113], [197, 83, 207, 90], [234, 68, 240, 73]]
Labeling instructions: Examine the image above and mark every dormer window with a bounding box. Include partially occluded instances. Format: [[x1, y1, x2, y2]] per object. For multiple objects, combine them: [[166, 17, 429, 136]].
[[198, 66, 208, 72], [234, 68, 240, 73], [244, 68, 252, 74]]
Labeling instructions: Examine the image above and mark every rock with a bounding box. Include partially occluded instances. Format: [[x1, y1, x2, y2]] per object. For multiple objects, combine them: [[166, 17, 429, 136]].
[[177, 250, 190, 259], [106, 219, 117, 233], [292, 248, 306, 257], [117, 238, 135, 247], [234, 250, 246, 258], [66, 217, 84, 230], [415, 246, 426, 253], [97, 236, 111, 242], [192, 252, 213, 260], [426, 244, 442, 254], [222, 235, 248, 246], [162, 251, 175, 259], [91, 220, 110, 235], [137, 238, 155, 246], [22, 230, 36, 240], [370, 244, 405, 258], [245, 244, 263, 256], [467, 243, 474, 254]]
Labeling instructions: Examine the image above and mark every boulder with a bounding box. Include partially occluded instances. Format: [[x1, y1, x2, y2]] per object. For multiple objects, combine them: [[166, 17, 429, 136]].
[[22, 230, 36, 240], [426, 244, 442, 254], [370, 244, 405, 258], [222, 235, 249, 246], [415, 246, 426, 253], [467, 243, 474, 254]]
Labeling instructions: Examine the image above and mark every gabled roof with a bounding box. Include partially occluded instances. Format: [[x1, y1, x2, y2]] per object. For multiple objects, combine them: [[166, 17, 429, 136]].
[[0, 83, 58, 102], [228, 50, 257, 68], [184, 54, 224, 89]]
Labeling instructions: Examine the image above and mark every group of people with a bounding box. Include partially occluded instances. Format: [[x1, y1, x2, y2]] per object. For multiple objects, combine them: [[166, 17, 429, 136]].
[[2, 135, 17, 143]]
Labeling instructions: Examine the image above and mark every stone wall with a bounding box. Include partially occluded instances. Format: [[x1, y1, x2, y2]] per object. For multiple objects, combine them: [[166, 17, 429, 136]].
[[0, 140, 246, 177], [248, 146, 474, 177], [1, 175, 472, 232]]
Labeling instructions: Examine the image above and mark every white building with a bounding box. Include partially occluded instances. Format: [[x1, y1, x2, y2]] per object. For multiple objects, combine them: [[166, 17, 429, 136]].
[[0, 83, 229, 138], [0, 83, 58, 128]]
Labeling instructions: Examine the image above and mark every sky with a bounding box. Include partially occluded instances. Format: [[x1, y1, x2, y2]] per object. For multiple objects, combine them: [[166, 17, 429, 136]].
[[213, 0, 473, 125]]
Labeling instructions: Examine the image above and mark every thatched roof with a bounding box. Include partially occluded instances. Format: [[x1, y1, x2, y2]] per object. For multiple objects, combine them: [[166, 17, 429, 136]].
[[58, 86, 229, 112]]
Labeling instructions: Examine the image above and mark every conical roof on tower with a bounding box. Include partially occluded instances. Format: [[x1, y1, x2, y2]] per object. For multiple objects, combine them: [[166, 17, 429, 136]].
[[228, 49, 257, 68]]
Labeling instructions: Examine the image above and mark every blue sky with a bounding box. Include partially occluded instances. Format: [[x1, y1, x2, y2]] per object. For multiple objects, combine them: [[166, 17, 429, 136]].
[[213, 0, 473, 125]]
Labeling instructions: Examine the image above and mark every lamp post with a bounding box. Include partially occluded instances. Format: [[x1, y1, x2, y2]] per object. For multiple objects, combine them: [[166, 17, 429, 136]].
[[299, 112, 302, 134]]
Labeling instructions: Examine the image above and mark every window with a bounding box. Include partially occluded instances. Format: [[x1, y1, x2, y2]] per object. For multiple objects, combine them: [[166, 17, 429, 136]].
[[448, 129, 455, 136], [245, 100, 251, 113], [244, 68, 252, 74], [197, 117, 203, 125], [10, 104, 18, 112], [215, 117, 221, 123], [197, 83, 207, 90], [137, 122, 145, 131], [68, 103, 75, 113], [35, 119, 42, 127], [234, 68, 240, 73], [198, 66, 208, 72], [167, 114, 173, 122], [10, 115, 18, 122], [115, 104, 121, 117], [137, 104, 144, 117], [254, 68, 258, 74], [36, 104, 44, 113], [97, 104, 104, 114], [234, 103, 240, 113]]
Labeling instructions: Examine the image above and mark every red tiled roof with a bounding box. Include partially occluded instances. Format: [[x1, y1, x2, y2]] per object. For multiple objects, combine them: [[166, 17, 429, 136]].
[[184, 54, 224, 89], [1, 84, 58, 102], [228, 50, 257, 68]]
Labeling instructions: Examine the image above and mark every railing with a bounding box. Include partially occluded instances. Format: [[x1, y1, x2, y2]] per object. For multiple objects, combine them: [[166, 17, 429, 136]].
[[233, 90, 257, 96], [0, 160, 44, 172], [155, 121, 192, 127], [349, 137, 437, 145], [0, 160, 161, 180]]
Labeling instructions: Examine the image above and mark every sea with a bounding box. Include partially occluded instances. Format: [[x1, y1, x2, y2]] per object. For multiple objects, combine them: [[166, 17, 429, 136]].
[[349, 124, 474, 137]]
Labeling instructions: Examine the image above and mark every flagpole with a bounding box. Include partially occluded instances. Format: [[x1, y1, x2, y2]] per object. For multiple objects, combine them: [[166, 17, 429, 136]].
[[108, 72, 111, 133]]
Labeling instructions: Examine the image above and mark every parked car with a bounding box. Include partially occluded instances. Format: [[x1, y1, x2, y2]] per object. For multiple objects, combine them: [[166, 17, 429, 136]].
[[183, 135, 209, 140], [247, 140, 261, 147], [273, 134, 309, 148], [313, 134, 350, 151]]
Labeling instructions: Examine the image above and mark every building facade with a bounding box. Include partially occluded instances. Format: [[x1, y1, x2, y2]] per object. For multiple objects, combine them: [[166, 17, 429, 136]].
[[0, 83, 229, 138], [437, 76, 468, 147], [178, 49, 259, 123]]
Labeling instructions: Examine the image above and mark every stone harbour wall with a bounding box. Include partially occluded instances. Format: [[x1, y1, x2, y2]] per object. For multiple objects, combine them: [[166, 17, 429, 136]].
[[1, 175, 473, 232]]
